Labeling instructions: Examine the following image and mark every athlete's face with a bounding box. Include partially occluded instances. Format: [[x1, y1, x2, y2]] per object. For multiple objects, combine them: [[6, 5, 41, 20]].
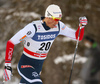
[[46, 17, 60, 28]]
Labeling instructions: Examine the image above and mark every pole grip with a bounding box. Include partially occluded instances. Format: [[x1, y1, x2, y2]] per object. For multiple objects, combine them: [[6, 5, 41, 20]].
[[79, 23, 82, 29]]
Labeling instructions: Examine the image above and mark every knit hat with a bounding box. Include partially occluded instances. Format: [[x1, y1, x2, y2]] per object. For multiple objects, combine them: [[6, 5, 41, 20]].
[[45, 4, 62, 18]]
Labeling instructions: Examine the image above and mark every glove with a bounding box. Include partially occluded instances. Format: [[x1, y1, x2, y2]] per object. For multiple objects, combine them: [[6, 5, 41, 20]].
[[79, 16, 88, 26], [3, 63, 12, 81]]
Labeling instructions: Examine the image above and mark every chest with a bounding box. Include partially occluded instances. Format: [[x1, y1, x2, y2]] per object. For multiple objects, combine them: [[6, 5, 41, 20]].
[[32, 22, 60, 42]]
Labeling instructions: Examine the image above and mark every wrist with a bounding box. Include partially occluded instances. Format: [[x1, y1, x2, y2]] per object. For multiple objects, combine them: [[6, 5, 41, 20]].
[[79, 24, 85, 28], [5, 63, 11, 66]]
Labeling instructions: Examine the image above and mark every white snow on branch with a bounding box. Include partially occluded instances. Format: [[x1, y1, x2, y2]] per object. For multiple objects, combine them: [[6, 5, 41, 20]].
[[13, 12, 41, 19], [54, 54, 87, 64]]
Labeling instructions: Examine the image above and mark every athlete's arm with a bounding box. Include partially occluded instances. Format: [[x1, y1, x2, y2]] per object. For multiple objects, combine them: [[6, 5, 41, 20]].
[[3, 23, 36, 81], [59, 21, 84, 41], [5, 23, 35, 64]]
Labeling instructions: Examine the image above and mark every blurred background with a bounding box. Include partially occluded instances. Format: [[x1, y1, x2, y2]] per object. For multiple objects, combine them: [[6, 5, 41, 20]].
[[0, 0, 100, 84]]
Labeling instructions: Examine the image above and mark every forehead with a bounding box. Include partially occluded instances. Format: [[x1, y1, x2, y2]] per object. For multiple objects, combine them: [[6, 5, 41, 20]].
[[53, 14, 62, 18]]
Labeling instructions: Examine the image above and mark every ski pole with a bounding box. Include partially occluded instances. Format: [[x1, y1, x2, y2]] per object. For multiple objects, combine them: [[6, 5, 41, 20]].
[[68, 23, 82, 84]]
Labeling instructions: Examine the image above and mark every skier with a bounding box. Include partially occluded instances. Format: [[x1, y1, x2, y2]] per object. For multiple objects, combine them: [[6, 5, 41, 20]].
[[3, 4, 87, 84]]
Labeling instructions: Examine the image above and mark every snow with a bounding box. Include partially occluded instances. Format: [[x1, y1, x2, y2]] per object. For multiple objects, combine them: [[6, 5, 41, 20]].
[[3, 9, 41, 20], [5, 15, 12, 20], [0, 42, 6, 64], [0, 9, 5, 13], [72, 78, 84, 84], [62, 37, 74, 42], [84, 4, 91, 10], [13, 11, 41, 19], [0, 70, 3, 78], [65, 16, 72, 20], [54, 54, 87, 64], [4, 77, 20, 84], [0, 51, 5, 64]]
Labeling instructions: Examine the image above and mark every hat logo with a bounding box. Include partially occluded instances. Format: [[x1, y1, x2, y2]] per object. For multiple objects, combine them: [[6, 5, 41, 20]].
[[53, 12, 61, 14], [47, 11, 51, 16], [59, 14, 62, 18]]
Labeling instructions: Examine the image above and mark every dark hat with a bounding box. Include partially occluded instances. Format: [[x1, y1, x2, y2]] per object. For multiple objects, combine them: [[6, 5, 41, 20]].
[[84, 36, 95, 43]]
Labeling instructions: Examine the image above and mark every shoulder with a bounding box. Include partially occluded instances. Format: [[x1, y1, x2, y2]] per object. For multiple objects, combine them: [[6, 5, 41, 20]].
[[23, 22, 34, 30], [23, 20, 41, 30], [59, 21, 64, 26], [24, 20, 41, 29], [20, 21, 41, 37], [59, 21, 69, 30], [32, 20, 42, 24]]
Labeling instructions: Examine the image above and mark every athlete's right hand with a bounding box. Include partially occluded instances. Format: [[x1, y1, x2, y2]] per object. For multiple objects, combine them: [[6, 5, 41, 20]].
[[3, 63, 12, 81], [79, 16, 87, 26]]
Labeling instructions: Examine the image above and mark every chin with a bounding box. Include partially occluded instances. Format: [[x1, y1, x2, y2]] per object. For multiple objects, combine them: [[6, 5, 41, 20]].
[[49, 25, 56, 28], [51, 27, 55, 28], [49, 26, 54, 28]]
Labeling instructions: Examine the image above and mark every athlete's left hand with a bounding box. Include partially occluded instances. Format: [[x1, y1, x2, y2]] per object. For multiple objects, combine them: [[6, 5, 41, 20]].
[[79, 16, 87, 26]]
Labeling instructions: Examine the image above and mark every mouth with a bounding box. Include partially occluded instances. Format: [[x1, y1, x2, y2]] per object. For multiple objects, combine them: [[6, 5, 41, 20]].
[[52, 25, 56, 28]]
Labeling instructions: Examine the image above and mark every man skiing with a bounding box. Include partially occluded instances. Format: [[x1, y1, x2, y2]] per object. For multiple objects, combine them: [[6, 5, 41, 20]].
[[3, 4, 87, 84]]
